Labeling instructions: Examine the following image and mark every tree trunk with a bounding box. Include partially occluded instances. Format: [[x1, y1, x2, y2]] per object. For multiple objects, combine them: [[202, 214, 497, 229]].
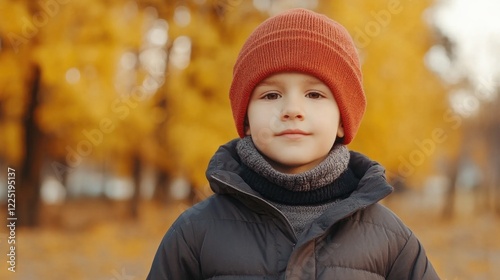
[[442, 156, 458, 219], [129, 153, 141, 219], [490, 105, 500, 216], [18, 65, 43, 227], [442, 131, 465, 220]]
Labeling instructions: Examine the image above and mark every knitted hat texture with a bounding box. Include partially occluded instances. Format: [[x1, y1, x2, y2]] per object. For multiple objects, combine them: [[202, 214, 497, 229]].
[[229, 8, 366, 144]]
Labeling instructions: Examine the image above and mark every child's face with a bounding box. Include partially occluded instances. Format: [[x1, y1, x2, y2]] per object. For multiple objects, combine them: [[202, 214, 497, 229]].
[[245, 72, 344, 174]]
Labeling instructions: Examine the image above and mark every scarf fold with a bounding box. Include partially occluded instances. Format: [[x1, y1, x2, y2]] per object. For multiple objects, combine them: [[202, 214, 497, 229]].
[[236, 137, 359, 205]]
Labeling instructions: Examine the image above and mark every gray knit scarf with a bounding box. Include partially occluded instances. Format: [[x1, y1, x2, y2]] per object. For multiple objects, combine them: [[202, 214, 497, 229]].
[[236, 136, 350, 191], [236, 136, 350, 192], [236, 137, 359, 236]]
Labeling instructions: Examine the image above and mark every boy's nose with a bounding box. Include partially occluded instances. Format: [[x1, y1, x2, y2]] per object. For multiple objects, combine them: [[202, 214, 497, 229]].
[[281, 110, 303, 120], [281, 98, 304, 121]]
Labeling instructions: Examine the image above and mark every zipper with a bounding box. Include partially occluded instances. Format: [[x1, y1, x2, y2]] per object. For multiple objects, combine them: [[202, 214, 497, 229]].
[[211, 174, 298, 242]]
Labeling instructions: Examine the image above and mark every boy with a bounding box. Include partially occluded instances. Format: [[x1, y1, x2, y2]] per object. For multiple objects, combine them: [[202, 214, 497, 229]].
[[147, 8, 439, 279]]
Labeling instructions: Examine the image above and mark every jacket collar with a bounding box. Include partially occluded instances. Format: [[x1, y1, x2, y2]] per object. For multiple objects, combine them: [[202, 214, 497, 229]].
[[206, 139, 393, 242]]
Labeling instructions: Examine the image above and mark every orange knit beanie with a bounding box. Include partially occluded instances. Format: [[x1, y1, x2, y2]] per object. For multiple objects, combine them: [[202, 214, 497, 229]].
[[229, 8, 366, 144]]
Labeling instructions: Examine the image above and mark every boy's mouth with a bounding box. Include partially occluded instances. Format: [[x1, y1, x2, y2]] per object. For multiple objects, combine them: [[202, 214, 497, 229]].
[[276, 129, 310, 137]]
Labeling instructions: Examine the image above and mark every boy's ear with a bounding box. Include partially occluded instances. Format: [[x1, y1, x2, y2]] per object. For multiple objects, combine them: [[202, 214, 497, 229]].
[[337, 122, 345, 138], [244, 118, 251, 135]]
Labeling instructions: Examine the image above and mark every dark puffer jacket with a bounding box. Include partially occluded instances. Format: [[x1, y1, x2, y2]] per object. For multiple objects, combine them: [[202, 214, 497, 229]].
[[147, 140, 439, 279]]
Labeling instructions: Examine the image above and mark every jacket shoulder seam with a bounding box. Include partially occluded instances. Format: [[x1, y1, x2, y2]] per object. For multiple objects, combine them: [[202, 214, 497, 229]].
[[348, 218, 409, 240]]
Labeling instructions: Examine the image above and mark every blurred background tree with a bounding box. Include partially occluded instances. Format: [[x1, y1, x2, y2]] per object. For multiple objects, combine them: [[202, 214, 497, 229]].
[[426, 0, 500, 216], [0, 0, 264, 226], [1, 0, 163, 225]]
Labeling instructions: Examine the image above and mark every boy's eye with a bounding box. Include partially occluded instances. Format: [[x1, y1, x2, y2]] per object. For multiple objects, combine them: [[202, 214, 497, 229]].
[[262, 92, 281, 100], [306, 91, 323, 99]]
